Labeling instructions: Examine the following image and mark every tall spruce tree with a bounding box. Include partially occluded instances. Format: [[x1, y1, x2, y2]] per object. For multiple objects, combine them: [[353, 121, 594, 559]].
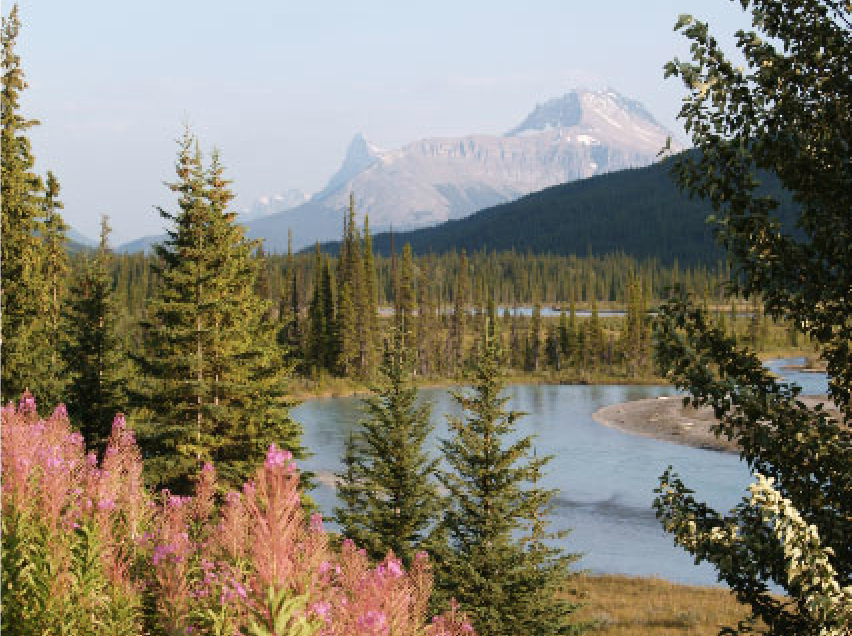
[[450, 251, 469, 373], [1, 6, 50, 404], [137, 133, 305, 490], [438, 331, 584, 636], [39, 170, 70, 407], [135, 130, 210, 489], [398, 243, 416, 344], [362, 215, 379, 375], [306, 243, 327, 374], [65, 215, 127, 454], [335, 330, 441, 567], [201, 149, 304, 487]]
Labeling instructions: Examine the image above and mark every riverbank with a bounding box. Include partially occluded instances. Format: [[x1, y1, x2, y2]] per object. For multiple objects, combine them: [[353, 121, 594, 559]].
[[288, 372, 669, 401], [571, 574, 758, 635], [593, 394, 836, 454]]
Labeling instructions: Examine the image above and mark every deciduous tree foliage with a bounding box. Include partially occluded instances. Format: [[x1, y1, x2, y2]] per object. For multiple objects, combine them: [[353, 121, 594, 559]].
[[653, 2, 852, 634]]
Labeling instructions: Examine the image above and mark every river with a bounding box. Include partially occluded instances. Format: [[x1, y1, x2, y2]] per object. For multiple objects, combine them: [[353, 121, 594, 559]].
[[291, 358, 828, 586]]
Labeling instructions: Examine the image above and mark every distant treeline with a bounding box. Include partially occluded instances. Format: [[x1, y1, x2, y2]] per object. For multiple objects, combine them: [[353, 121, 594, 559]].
[[100, 244, 733, 323]]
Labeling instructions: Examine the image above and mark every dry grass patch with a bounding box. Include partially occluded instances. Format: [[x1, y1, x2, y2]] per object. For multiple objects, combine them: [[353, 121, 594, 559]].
[[569, 574, 758, 636]]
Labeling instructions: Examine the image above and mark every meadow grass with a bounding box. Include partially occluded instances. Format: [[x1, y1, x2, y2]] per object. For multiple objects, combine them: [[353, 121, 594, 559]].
[[570, 574, 759, 636]]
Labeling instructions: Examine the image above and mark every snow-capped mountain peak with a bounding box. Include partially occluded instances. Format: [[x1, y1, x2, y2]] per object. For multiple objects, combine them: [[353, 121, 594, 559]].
[[244, 89, 683, 252]]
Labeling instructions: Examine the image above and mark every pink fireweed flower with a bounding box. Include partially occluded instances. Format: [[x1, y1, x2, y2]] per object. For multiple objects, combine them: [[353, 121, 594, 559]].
[[310, 512, 324, 532], [19, 393, 36, 413], [358, 610, 388, 633], [98, 498, 116, 511], [385, 558, 403, 578], [264, 443, 293, 470], [54, 404, 69, 420], [311, 600, 332, 622]]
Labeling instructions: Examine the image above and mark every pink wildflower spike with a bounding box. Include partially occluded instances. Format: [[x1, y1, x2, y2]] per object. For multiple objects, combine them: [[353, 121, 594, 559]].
[[357, 610, 388, 633], [310, 512, 324, 532], [18, 392, 36, 413], [264, 443, 293, 470], [311, 600, 332, 622], [386, 558, 403, 578], [53, 404, 68, 420], [98, 498, 116, 511]]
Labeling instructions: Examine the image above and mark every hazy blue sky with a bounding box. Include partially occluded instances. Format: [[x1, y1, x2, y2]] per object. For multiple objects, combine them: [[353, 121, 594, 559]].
[[16, 1, 753, 244]]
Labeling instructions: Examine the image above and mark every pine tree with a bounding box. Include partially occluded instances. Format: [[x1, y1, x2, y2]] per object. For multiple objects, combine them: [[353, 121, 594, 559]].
[[362, 215, 379, 375], [136, 133, 305, 490], [306, 243, 327, 374], [201, 149, 304, 487], [278, 229, 302, 367], [335, 194, 362, 375], [39, 170, 70, 407], [450, 251, 469, 373], [1, 6, 49, 403], [65, 215, 127, 454], [516, 451, 586, 636], [398, 243, 416, 344], [135, 130, 210, 489], [335, 330, 442, 567], [337, 280, 357, 376], [438, 332, 584, 635], [527, 302, 542, 371], [320, 255, 337, 371]]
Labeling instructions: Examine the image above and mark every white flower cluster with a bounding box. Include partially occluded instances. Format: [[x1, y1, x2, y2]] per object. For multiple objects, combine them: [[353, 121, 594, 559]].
[[747, 474, 852, 636]]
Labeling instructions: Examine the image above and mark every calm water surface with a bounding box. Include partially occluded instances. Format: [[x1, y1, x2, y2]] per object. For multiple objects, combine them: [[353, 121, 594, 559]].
[[292, 358, 828, 586]]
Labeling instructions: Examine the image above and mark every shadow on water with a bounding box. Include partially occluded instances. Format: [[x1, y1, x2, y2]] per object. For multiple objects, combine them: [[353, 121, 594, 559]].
[[553, 493, 659, 524]]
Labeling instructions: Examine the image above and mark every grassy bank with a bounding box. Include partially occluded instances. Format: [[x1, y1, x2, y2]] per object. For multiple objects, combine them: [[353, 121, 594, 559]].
[[571, 574, 759, 635], [287, 371, 671, 400]]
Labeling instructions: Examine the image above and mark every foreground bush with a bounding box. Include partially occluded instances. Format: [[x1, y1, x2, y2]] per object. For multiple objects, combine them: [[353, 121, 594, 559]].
[[1, 393, 474, 636]]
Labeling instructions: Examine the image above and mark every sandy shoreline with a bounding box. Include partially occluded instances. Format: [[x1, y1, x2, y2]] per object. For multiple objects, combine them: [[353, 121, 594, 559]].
[[593, 395, 836, 454]]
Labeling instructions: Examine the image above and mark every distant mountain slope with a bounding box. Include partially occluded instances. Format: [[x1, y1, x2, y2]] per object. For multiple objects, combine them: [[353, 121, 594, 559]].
[[247, 88, 682, 252], [326, 153, 798, 267]]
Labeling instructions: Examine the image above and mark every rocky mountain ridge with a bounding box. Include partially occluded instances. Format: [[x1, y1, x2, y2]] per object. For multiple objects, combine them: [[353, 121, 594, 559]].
[[245, 88, 682, 252]]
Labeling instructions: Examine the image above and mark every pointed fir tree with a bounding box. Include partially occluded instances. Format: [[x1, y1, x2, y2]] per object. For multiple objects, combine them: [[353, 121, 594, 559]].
[[136, 133, 305, 490], [335, 329, 442, 568], [450, 251, 469, 374], [1, 6, 50, 403], [278, 229, 303, 368], [306, 243, 327, 374], [320, 254, 338, 371], [516, 450, 587, 636], [361, 214, 380, 376], [201, 149, 305, 487], [398, 243, 416, 344], [39, 170, 70, 407], [134, 130, 210, 489], [437, 330, 585, 636], [65, 215, 128, 454], [527, 302, 542, 371]]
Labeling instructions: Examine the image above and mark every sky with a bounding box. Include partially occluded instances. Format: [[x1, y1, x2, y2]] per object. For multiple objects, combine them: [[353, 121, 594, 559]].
[[15, 1, 754, 245]]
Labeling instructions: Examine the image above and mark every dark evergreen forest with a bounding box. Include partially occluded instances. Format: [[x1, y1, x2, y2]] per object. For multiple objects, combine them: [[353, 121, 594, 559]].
[[327, 151, 798, 267]]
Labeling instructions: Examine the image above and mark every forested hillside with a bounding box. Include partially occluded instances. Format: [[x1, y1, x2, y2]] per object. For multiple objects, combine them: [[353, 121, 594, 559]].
[[335, 152, 798, 266]]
